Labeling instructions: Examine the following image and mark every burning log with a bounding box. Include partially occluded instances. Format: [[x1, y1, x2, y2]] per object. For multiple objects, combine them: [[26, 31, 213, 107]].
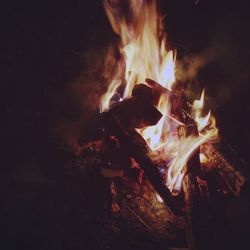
[[101, 110, 184, 216], [101, 85, 184, 215], [179, 122, 215, 250], [108, 83, 163, 129], [201, 143, 247, 197], [99, 71, 224, 247]]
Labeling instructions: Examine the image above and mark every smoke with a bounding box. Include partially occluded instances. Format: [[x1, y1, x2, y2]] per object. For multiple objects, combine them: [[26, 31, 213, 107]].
[[174, 6, 250, 109], [48, 44, 121, 149], [176, 45, 222, 83]]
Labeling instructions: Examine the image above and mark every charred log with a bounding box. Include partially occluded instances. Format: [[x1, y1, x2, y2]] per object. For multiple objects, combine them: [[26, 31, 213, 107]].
[[181, 122, 215, 250], [201, 143, 247, 197], [101, 109, 184, 216]]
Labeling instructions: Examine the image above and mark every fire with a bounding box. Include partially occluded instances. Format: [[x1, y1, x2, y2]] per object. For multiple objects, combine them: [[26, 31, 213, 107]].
[[167, 90, 218, 192], [100, 0, 176, 112], [200, 153, 208, 164], [100, 0, 219, 193]]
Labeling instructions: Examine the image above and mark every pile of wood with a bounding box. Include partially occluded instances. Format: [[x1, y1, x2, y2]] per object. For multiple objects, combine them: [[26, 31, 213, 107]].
[[43, 79, 248, 250]]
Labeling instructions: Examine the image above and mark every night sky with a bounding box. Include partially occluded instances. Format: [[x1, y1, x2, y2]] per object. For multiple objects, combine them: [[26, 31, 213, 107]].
[[1, 0, 250, 248]]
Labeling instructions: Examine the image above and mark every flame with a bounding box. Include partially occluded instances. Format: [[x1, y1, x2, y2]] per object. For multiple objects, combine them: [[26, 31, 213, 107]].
[[100, 0, 219, 193], [166, 90, 218, 192], [100, 0, 176, 112], [156, 193, 163, 203], [193, 89, 218, 141], [199, 153, 208, 164]]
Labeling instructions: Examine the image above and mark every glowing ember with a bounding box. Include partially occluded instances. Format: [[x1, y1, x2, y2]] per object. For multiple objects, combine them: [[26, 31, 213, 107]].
[[100, 0, 219, 193]]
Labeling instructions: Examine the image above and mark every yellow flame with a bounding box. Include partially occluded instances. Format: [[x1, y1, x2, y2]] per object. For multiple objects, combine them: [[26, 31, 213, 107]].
[[100, 0, 176, 112], [101, 0, 219, 193], [199, 153, 208, 163], [166, 90, 219, 192], [193, 89, 218, 140]]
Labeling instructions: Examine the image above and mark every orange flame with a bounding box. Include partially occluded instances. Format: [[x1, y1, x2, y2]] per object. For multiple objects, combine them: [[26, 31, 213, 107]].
[[100, 0, 176, 112], [100, 0, 219, 193], [166, 90, 218, 192]]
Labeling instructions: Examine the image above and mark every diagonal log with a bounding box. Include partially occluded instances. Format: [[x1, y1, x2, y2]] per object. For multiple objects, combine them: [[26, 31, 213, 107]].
[[182, 122, 216, 250], [101, 110, 184, 216]]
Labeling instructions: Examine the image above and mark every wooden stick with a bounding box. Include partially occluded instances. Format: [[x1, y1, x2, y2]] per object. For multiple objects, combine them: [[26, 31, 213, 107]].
[[101, 111, 184, 216], [182, 122, 215, 250]]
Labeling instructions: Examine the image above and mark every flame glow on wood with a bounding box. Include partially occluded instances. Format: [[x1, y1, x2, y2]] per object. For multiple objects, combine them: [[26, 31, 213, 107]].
[[100, 0, 218, 193]]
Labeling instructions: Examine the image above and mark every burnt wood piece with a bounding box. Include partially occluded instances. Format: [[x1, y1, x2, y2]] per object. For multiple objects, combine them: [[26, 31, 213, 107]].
[[101, 111, 184, 216], [108, 96, 162, 130], [182, 123, 216, 250], [201, 143, 247, 196], [145, 78, 193, 123]]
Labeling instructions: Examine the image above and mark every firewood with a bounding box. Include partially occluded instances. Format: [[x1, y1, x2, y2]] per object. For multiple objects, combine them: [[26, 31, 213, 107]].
[[132, 83, 159, 105], [109, 96, 162, 129], [101, 110, 184, 216], [145, 78, 191, 121], [101, 168, 124, 178], [201, 143, 247, 196], [182, 122, 215, 250]]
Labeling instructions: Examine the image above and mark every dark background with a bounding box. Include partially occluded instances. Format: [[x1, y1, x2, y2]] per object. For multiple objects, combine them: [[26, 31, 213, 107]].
[[1, 0, 250, 249]]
